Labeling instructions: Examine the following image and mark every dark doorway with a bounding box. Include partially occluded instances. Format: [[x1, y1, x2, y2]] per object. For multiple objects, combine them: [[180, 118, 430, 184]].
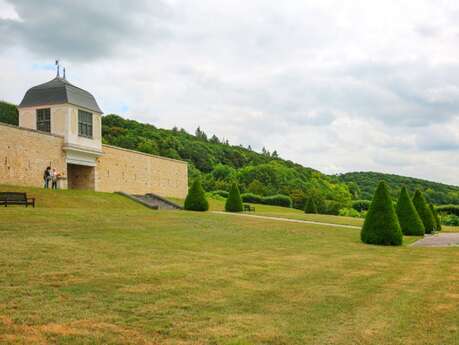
[[67, 164, 95, 190]]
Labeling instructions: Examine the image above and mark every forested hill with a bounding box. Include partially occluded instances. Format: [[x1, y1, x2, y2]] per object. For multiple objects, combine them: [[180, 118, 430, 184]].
[[338, 172, 459, 205], [101, 114, 352, 212]]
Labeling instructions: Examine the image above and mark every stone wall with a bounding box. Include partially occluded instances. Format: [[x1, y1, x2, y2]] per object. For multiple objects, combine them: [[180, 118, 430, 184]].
[[96, 145, 188, 198], [0, 123, 67, 188], [0, 124, 188, 198]]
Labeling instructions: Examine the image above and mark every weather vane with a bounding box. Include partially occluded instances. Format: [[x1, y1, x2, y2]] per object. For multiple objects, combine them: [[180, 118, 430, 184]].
[[55, 59, 60, 77]]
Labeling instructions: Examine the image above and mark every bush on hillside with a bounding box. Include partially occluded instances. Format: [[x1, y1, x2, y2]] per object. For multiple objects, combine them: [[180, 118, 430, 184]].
[[0, 101, 19, 126], [212, 190, 229, 198], [304, 198, 318, 214], [430, 203, 442, 232], [225, 182, 243, 212], [412, 190, 436, 234], [322, 200, 342, 215], [339, 208, 361, 218], [436, 205, 459, 216], [361, 181, 403, 246], [262, 194, 292, 208], [241, 193, 264, 204], [352, 200, 371, 212], [184, 179, 209, 211], [396, 186, 425, 236], [441, 214, 459, 226]]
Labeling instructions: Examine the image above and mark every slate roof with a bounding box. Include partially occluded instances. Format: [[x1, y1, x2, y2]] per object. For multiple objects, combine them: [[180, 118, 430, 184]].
[[19, 77, 102, 113]]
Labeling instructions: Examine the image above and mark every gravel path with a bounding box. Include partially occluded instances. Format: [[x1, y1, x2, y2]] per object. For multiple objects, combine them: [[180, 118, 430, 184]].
[[411, 233, 459, 247], [211, 211, 360, 229]]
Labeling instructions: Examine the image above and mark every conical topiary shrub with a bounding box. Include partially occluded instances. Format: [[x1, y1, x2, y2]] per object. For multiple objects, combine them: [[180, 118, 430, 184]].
[[304, 198, 318, 214], [225, 182, 243, 212], [412, 190, 435, 234], [429, 203, 442, 232], [361, 181, 403, 246], [396, 186, 425, 236], [184, 179, 209, 211]]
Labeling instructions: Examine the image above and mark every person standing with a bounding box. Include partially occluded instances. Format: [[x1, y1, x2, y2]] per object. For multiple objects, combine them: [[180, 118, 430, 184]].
[[51, 168, 59, 189], [43, 167, 51, 188]]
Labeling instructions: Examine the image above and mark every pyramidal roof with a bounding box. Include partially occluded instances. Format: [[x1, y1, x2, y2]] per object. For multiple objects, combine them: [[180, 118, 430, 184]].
[[19, 77, 102, 113]]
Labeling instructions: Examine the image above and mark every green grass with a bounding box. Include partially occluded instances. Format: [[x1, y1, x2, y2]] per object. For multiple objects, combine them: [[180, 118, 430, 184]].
[[0, 186, 458, 344]]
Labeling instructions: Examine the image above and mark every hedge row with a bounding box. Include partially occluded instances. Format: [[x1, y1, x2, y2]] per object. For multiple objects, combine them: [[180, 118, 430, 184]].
[[240, 193, 292, 208], [351, 200, 371, 212], [436, 205, 459, 216]]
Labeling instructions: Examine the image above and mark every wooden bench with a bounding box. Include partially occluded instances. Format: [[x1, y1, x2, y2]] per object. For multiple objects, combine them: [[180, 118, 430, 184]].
[[0, 192, 35, 208], [243, 204, 255, 212]]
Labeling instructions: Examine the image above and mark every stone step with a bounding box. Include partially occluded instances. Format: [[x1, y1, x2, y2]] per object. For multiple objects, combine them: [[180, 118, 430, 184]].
[[116, 191, 183, 210]]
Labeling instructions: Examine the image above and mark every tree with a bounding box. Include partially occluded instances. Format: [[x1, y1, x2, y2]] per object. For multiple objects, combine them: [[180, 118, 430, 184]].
[[0, 101, 19, 126], [396, 186, 425, 236], [361, 181, 403, 246], [429, 203, 442, 232], [195, 126, 208, 141], [247, 179, 267, 196], [412, 190, 436, 234], [304, 198, 318, 214], [225, 182, 243, 212], [184, 179, 209, 211]]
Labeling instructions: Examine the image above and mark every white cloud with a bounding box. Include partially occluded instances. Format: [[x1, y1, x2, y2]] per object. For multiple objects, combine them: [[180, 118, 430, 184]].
[[1, 0, 458, 185]]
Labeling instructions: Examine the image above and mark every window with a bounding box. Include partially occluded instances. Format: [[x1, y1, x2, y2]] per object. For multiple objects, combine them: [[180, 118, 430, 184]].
[[36, 108, 51, 132], [78, 110, 93, 138]]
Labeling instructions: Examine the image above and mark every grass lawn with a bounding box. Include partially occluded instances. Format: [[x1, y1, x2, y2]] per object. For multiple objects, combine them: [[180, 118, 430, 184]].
[[168, 196, 364, 227], [0, 186, 458, 344]]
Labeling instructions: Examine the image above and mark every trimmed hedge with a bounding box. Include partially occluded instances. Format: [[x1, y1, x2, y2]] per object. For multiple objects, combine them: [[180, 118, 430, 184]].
[[262, 194, 292, 208], [361, 181, 403, 246], [436, 205, 459, 216], [412, 190, 436, 234], [352, 200, 371, 212], [442, 214, 459, 226], [241, 193, 263, 204], [212, 190, 229, 198], [225, 182, 243, 212], [184, 179, 209, 211], [430, 203, 442, 232], [304, 198, 318, 214], [240, 192, 292, 208], [396, 186, 425, 236]]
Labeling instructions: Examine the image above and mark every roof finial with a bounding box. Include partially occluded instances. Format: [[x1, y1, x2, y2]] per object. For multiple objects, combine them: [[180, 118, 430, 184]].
[[55, 59, 60, 77]]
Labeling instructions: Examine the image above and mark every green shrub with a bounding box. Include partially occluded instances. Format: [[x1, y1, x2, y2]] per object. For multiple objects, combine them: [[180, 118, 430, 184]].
[[412, 190, 435, 234], [262, 194, 292, 208], [212, 190, 229, 198], [361, 181, 403, 246], [352, 200, 371, 212], [304, 198, 318, 214], [429, 203, 442, 232], [225, 182, 243, 212], [441, 214, 459, 226], [339, 208, 361, 218], [395, 186, 425, 236], [436, 205, 459, 216], [241, 193, 263, 204], [184, 179, 209, 211], [322, 200, 342, 215], [0, 101, 19, 126]]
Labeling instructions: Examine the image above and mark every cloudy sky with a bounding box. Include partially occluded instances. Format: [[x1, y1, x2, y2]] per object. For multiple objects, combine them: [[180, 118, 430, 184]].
[[1, 0, 459, 185]]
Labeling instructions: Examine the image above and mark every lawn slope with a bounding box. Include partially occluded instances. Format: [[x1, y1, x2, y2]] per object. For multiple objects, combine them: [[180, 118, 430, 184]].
[[0, 187, 458, 345]]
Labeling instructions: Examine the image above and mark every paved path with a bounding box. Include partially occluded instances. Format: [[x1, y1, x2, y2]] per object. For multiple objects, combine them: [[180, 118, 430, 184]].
[[411, 233, 459, 247], [211, 211, 360, 229]]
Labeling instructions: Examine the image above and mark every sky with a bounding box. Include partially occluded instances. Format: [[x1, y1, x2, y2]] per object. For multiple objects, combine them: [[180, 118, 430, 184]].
[[1, 0, 458, 185]]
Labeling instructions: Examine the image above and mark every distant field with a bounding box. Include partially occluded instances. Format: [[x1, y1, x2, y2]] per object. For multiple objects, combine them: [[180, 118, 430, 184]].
[[0, 186, 458, 344]]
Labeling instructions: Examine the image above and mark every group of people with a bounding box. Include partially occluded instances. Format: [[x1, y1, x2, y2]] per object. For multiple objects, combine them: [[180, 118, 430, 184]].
[[43, 166, 61, 189]]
